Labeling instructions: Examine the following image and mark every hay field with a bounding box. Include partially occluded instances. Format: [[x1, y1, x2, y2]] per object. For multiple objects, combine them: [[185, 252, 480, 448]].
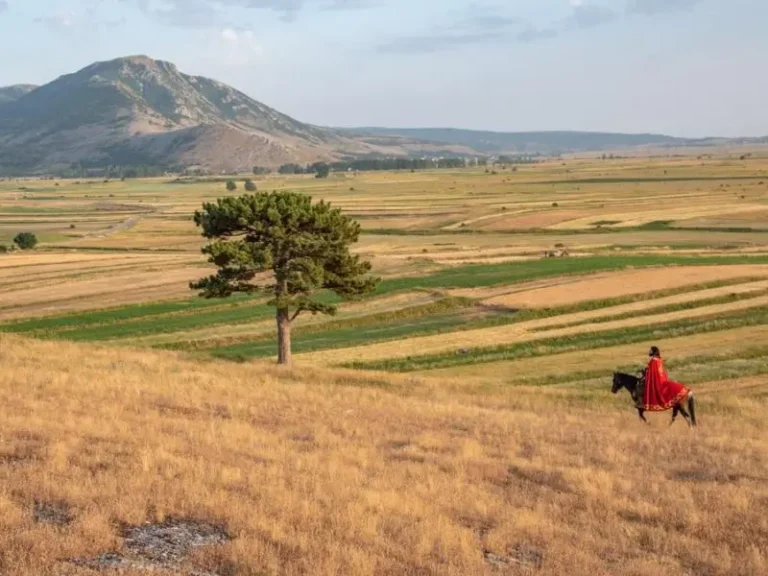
[[3, 155, 768, 368], [4, 155, 768, 367], [3, 153, 768, 573]]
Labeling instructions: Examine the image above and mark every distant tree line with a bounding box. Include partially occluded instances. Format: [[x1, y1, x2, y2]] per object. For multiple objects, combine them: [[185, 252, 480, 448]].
[[48, 163, 185, 179], [0, 153, 549, 180], [496, 155, 542, 165], [276, 157, 474, 175]]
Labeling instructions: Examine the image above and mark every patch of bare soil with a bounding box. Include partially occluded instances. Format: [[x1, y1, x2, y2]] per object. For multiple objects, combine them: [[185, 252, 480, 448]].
[[33, 500, 73, 526], [71, 518, 230, 575]]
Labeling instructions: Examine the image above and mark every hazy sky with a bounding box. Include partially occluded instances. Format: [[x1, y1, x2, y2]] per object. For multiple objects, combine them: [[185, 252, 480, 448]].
[[0, 0, 765, 137]]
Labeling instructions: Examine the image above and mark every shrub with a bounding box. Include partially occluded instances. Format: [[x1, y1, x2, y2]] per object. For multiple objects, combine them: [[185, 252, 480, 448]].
[[13, 232, 38, 250], [226, 180, 237, 192], [244, 179, 257, 192]]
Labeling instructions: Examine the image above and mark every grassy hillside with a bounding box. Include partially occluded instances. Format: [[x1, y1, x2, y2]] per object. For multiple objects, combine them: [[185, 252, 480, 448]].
[[0, 334, 766, 576]]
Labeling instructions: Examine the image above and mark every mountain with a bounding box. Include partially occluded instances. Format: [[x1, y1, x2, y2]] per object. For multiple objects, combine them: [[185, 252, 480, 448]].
[[0, 84, 38, 105], [0, 56, 760, 175], [0, 56, 415, 174], [340, 127, 689, 155]]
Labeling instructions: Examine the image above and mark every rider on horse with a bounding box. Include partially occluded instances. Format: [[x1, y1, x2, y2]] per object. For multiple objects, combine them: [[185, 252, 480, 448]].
[[643, 346, 690, 412]]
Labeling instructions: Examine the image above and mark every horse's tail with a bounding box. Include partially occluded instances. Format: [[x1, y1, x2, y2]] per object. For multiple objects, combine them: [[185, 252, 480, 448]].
[[687, 392, 697, 427]]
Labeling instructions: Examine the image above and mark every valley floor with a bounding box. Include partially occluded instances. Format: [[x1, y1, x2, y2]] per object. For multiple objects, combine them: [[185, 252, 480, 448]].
[[2, 157, 768, 575]]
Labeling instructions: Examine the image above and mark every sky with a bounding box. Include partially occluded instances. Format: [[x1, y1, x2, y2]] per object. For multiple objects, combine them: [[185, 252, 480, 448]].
[[0, 0, 765, 138]]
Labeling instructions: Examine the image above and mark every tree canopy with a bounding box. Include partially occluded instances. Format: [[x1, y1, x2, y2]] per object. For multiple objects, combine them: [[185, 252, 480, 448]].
[[13, 232, 38, 250], [191, 191, 378, 365]]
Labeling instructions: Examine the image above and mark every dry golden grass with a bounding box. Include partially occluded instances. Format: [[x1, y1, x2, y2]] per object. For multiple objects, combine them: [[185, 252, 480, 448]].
[[1, 335, 766, 576]]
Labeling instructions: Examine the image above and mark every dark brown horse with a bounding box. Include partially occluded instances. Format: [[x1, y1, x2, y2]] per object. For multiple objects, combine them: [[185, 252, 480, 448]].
[[612, 372, 697, 426]]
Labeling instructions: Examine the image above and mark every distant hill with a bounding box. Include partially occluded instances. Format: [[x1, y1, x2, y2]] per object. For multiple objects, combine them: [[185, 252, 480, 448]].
[[340, 127, 689, 155], [0, 84, 38, 105]]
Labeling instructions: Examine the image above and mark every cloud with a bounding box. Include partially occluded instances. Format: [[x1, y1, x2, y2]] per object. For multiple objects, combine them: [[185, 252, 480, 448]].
[[34, 8, 77, 29], [568, 5, 616, 29], [379, 4, 523, 54], [33, 2, 128, 30], [214, 27, 265, 65], [378, 2, 619, 54], [125, 0, 372, 26], [125, 0, 218, 27], [628, 0, 702, 15], [516, 26, 559, 43], [379, 32, 505, 54]]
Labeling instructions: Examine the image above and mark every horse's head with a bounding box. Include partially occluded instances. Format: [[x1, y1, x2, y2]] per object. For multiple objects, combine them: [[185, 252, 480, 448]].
[[611, 372, 623, 394]]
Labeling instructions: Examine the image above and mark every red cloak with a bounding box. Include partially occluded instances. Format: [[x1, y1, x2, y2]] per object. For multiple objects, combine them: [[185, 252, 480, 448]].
[[644, 357, 689, 412]]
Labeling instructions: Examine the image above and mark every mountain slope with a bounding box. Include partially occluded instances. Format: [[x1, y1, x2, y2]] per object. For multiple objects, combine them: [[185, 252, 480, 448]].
[[0, 56, 373, 173], [0, 84, 38, 105]]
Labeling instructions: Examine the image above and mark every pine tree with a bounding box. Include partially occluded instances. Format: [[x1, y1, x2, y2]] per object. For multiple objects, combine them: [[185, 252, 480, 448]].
[[191, 192, 378, 365]]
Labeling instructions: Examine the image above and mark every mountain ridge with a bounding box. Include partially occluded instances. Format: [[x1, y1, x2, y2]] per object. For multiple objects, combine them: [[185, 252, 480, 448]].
[[339, 127, 692, 155], [0, 84, 39, 105]]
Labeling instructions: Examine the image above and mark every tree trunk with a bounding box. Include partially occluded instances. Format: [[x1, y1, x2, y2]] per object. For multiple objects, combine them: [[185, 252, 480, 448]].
[[276, 308, 292, 366]]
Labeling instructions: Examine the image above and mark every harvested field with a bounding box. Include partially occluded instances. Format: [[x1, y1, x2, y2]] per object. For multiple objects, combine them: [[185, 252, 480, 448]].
[[0, 265, 210, 320], [478, 265, 768, 308], [480, 209, 595, 230], [551, 204, 766, 230], [302, 294, 768, 367]]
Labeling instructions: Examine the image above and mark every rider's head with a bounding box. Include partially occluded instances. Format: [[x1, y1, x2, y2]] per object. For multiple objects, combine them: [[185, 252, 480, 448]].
[[649, 346, 661, 358]]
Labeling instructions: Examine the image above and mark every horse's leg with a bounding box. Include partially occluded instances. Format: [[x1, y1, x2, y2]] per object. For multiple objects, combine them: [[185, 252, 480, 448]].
[[678, 403, 692, 427], [688, 393, 697, 427], [637, 408, 648, 424], [671, 406, 679, 426]]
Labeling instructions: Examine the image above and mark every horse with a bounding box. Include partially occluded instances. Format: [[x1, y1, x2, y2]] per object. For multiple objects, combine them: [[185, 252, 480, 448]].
[[612, 372, 697, 427]]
